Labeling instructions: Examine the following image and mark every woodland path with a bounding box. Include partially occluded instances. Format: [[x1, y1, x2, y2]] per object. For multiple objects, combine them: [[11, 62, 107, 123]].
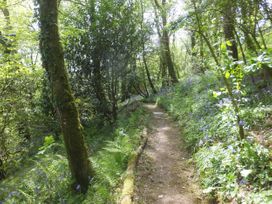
[[134, 104, 209, 204]]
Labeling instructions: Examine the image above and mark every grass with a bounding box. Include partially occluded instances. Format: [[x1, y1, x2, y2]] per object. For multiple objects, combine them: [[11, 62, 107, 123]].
[[0, 105, 150, 204], [157, 72, 272, 203]]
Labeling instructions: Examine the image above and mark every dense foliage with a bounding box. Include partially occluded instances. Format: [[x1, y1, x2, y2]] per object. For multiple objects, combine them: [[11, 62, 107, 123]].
[[1, 0, 272, 203], [0, 107, 149, 203], [157, 1, 272, 202], [158, 74, 272, 203]]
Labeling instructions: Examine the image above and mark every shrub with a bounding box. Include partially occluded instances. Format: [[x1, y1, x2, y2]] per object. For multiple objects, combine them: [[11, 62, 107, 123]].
[[158, 73, 272, 203]]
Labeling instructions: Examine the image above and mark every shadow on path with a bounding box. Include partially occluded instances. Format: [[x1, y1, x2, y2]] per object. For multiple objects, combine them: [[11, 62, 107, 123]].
[[134, 104, 212, 204]]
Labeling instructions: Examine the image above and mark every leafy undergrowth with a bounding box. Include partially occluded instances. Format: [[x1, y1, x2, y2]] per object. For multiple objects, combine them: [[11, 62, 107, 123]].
[[157, 73, 272, 203], [0, 106, 149, 204]]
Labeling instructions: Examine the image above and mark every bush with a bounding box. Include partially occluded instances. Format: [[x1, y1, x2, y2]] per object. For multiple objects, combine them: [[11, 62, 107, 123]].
[[158, 73, 272, 203], [0, 107, 150, 204]]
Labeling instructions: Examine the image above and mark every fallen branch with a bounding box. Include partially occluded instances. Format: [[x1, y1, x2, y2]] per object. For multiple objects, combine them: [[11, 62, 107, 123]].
[[119, 128, 148, 204]]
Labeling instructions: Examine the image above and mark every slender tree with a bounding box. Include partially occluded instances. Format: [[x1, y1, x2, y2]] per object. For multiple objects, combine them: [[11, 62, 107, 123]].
[[89, 0, 111, 120], [0, 0, 13, 55], [192, 0, 245, 140], [140, 0, 157, 94], [37, 0, 93, 193], [222, 0, 238, 61], [154, 0, 178, 84]]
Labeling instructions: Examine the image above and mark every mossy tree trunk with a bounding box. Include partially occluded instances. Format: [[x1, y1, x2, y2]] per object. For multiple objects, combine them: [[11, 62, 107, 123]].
[[222, 0, 238, 61], [38, 0, 93, 193], [160, 0, 178, 84], [152, 1, 168, 87], [154, 0, 178, 85]]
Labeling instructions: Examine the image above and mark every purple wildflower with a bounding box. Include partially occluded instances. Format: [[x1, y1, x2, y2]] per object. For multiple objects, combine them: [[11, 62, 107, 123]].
[[76, 184, 81, 191]]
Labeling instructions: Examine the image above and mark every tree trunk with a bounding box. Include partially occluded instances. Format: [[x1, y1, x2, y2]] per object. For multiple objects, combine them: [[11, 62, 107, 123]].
[[38, 0, 93, 193], [191, 31, 197, 57], [0, 0, 10, 28], [143, 51, 157, 94], [222, 0, 238, 61], [192, 0, 245, 140], [154, 0, 178, 85], [121, 76, 130, 102], [152, 1, 167, 87], [161, 0, 178, 84], [201, 33, 245, 140], [221, 1, 245, 139], [89, 0, 111, 120], [161, 30, 178, 84], [92, 47, 111, 119], [0, 0, 14, 55], [234, 28, 247, 64], [240, 1, 258, 54], [140, 0, 157, 94], [160, 56, 168, 87]]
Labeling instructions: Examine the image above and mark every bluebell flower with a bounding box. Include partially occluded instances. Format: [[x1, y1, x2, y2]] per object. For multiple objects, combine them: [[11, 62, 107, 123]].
[[7, 191, 18, 198], [239, 179, 248, 185], [227, 145, 236, 153], [239, 120, 245, 126], [34, 187, 40, 193], [199, 140, 204, 146], [76, 184, 81, 191]]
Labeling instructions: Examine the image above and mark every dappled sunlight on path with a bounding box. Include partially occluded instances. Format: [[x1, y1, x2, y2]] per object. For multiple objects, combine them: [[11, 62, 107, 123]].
[[134, 104, 210, 204]]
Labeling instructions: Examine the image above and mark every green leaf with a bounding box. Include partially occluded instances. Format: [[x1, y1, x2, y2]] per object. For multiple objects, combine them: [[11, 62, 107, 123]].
[[212, 91, 221, 98], [220, 43, 227, 51], [225, 71, 230, 79], [226, 40, 232, 46], [44, 135, 55, 146]]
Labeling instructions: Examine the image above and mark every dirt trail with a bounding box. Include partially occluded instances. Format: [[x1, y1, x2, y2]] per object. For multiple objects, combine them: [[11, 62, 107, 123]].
[[134, 104, 209, 204]]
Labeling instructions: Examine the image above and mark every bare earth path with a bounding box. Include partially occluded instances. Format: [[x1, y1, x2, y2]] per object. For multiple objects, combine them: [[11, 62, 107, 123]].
[[134, 104, 209, 204]]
